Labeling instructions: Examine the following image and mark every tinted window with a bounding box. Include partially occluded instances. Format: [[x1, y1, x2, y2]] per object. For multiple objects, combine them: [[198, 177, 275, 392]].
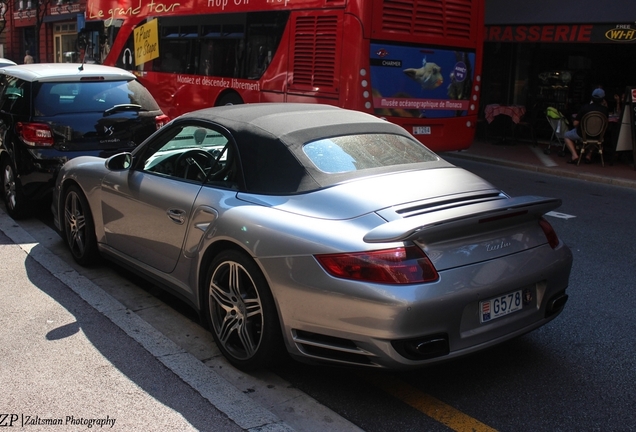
[[303, 134, 438, 174], [0, 76, 30, 115], [121, 12, 289, 80], [33, 79, 160, 116]]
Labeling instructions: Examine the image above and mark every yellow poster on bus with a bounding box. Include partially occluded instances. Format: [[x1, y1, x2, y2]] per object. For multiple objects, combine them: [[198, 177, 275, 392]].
[[133, 18, 159, 66]]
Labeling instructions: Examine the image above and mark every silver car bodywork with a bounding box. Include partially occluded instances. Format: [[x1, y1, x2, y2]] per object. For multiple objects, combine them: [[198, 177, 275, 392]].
[[53, 103, 572, 370]]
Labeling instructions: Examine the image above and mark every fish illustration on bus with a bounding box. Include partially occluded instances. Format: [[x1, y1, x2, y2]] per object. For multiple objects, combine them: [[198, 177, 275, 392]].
[[403, 57, 444, 90]]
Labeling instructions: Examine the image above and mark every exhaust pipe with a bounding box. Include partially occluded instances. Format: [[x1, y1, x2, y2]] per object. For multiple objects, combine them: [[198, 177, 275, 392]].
[[546, 292, 568, 317], [392, 334, 450, 361]]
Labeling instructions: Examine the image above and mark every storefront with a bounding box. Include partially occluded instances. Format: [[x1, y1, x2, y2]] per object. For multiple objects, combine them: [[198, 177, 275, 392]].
[[483, 0, 635, 128], [3, 1, 86, 64]]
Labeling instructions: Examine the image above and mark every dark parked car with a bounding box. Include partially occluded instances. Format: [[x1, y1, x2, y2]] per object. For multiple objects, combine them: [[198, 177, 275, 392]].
[[0, 63, 168, 218], [52, 103, 573, 371]]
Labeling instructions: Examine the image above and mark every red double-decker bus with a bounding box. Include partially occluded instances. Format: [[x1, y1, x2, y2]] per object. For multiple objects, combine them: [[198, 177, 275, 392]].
[[83, 0, 484, 151]]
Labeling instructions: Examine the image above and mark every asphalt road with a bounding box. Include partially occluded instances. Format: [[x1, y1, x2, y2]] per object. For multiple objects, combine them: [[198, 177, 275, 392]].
[[2, 158, 635, 431]]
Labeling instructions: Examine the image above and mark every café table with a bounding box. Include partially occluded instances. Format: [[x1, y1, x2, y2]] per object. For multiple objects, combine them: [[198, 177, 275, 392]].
[[484, 104, 527, 144], [484, 104, 527, 124]]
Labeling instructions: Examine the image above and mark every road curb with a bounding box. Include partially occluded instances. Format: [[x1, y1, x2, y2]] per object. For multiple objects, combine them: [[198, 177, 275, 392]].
[[442, 151, 636, 190]]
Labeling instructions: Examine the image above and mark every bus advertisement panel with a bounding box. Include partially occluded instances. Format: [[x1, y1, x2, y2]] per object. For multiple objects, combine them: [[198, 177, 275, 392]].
[[83, 0, 484, 152], [370, 44, 475, 120]]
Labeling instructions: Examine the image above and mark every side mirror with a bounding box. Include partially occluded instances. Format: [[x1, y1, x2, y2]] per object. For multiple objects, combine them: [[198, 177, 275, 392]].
[[105, 152, 132, 171]]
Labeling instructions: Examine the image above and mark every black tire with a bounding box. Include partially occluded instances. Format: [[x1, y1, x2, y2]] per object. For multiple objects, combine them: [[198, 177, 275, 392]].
[[204, 250, 285, 370], [1, 157, 29, 219], [63, 185, 99, 266], [215, 93, 244, 106]]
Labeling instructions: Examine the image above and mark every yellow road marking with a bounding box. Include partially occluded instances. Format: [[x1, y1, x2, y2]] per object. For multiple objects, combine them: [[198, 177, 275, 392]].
[[362, 373, 498, 432]]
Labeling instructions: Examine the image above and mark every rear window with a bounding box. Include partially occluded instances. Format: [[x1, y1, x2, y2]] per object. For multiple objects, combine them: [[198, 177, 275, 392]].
[[33, 80, 161, 116], [303, 134, 438, 174]]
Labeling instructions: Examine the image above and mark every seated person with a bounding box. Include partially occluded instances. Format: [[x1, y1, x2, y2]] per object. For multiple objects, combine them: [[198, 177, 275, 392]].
[[612, 90, 624, 117], [564, 88, 609, 164]]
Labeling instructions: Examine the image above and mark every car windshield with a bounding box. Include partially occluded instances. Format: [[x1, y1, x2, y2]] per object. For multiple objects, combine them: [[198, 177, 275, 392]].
[[303, 133, 438, 174], [33, 80, 160, 116]]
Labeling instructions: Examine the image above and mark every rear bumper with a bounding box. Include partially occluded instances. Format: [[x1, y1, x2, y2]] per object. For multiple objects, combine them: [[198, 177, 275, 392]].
[[262, 243, 573, 369]]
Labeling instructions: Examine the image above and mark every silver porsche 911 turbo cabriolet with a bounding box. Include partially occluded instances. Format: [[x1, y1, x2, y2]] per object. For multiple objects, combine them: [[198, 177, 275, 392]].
[[52, 103, 572, 370]]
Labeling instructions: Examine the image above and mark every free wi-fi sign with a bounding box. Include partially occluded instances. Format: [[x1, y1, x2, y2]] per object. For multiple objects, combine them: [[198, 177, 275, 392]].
[[604, 26, 636, 42]]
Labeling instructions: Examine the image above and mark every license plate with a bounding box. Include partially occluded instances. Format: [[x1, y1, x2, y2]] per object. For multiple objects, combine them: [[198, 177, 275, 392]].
[[480, 290, 523, 323], [413, 126, 431, 135]]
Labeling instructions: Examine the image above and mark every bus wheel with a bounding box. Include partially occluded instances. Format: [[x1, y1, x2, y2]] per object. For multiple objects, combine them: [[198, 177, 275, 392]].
[[216, 93, 244, 106]]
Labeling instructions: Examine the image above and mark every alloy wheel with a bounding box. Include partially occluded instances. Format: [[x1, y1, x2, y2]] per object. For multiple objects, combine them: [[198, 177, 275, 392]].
[[209, 260, 264, 361], [3, 163, 17, 210], [64, 189, 88, 259]]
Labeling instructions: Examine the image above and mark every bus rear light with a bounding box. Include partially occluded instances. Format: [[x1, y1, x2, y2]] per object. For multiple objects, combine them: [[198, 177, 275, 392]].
[[315, 246, 439, 284], [155, 114, 169, 129], [16, 122, 54, 147]]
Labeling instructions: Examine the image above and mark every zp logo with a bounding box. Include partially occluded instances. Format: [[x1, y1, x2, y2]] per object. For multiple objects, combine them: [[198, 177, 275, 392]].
[[0, 414, 18, 427]]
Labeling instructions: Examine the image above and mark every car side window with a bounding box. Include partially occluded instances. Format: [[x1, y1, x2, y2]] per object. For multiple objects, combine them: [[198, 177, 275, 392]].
[[0, 76, 29, 115], [141, 125, 233, 185]]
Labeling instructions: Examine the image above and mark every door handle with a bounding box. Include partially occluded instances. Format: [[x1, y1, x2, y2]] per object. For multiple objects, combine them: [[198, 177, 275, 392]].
[[167, 208, 186, 224]]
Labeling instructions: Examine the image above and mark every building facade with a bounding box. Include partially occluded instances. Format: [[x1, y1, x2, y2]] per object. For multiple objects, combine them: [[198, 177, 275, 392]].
[[2, 0, 90, 64], [483, 0, 635, 124]]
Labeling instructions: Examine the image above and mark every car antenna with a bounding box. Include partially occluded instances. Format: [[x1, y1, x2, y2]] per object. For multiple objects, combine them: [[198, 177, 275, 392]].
[[78, 42, 86, 71]]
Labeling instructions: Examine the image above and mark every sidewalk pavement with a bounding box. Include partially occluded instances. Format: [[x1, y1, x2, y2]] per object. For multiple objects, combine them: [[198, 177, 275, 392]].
[[439, 138, 636, 190], [0, 213, 292, 432]]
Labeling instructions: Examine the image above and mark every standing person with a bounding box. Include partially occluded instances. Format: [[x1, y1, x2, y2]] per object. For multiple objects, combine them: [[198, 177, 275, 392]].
[[23, 50, 34, 64], [564, 88, 609, 164]]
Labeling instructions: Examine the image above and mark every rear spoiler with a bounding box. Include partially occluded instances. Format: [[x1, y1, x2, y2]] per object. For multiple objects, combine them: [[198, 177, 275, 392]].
[[364, 196, 561, 243]]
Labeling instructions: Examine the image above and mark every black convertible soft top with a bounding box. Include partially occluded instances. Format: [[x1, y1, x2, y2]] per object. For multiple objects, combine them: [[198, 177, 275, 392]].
[[179, 103, 443, 194]]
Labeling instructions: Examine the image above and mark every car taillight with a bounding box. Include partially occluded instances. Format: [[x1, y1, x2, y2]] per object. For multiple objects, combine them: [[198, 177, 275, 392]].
[[315, 246, 439, 284], [16, 122, 54, 147], [155, 114, 169, 130], [539, 217, 560, 249]]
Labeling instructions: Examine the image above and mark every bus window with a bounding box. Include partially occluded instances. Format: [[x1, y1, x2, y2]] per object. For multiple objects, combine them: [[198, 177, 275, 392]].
[[244, 12, 287, 79], [128, 12, 289, 80], [155, 24, 199, 74], [199, 23, 243, 77]]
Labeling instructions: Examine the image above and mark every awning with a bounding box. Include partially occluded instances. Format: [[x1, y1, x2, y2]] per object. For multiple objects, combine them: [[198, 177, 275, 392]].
[[486, 0, 634, 25], [44, 13, 79, 23]]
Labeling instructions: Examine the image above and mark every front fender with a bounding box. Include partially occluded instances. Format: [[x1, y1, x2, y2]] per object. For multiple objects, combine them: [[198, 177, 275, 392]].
[[53, 156, 110, 234]]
